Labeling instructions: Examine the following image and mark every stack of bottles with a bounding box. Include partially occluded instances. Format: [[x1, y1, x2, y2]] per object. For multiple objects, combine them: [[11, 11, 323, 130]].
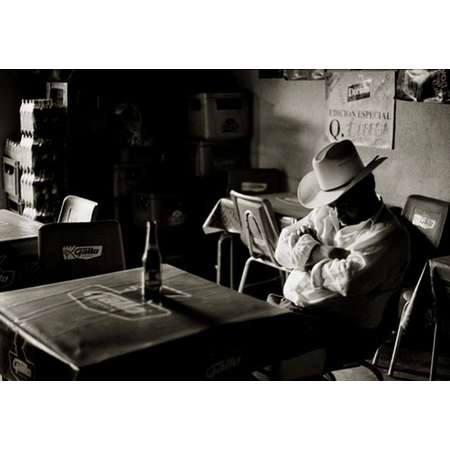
[[3, 99, 66, 221]]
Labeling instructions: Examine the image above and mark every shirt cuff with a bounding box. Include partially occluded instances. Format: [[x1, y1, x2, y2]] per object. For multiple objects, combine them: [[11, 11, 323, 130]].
[[294, 234, 320, 270], [310, 258, 331, 288]]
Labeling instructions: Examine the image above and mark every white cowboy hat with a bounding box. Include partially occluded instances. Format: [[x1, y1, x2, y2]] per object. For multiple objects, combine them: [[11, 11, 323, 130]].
[[297, 140, 387, 209]]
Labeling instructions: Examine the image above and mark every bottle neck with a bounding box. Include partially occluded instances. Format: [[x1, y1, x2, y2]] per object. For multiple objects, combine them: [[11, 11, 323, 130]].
[[145, 220, 159, 250]]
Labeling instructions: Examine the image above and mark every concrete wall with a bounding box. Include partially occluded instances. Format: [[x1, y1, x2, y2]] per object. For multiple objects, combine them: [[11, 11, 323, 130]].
[[236, 70, 450, 208]]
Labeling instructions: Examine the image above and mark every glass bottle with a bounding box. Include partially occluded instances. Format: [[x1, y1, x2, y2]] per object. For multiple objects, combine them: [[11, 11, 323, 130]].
[[141, 220, 162, 303]]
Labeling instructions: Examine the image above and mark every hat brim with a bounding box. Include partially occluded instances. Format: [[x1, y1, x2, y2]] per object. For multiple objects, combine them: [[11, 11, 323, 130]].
[[297, 156, 387, 209]]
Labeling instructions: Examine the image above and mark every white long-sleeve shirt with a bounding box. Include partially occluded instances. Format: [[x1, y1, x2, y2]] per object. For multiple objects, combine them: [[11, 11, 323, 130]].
[[275, 201, 410, 329]]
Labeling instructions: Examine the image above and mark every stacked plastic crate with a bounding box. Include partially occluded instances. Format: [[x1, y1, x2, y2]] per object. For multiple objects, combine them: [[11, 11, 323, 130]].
[[3, 99, 67, 222], [188, 92, 251, 177]]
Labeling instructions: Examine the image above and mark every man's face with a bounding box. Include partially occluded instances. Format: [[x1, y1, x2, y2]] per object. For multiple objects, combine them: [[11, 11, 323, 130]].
[[328, 174, 377, 227], [330, 193, 362, 226], [329, 179, 373, 226]]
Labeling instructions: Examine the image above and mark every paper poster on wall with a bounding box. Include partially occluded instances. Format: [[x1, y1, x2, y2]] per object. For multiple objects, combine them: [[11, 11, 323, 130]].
[[325, 70, 395, 149]]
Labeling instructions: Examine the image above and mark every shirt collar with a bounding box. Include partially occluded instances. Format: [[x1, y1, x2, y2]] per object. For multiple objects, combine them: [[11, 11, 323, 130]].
[[367, 196, 385, 224]]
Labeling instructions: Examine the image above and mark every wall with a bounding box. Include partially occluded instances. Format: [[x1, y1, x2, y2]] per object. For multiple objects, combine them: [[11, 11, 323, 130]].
[[236, 70, 450, 208]]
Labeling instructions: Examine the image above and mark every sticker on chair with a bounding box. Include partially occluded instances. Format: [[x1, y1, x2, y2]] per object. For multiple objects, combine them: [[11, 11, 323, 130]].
[[68, 285, 171, 320], [62, 245, 103, 260], [412, 213, 436, 230]]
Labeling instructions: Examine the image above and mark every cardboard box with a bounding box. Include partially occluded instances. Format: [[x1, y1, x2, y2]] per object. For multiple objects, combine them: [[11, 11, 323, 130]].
[[0, 266, 306, 380]]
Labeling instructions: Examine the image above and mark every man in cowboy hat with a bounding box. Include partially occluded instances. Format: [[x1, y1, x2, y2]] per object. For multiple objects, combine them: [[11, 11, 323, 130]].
[[274, 139, 410, 335]]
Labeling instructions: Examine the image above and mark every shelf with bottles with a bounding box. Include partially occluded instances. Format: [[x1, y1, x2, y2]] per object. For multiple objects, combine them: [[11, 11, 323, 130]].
[[7, 136, 59, 172], [20, 169, 60, 222], [3, 97, 68, 222], [4, 136, 63, 222], [19, 99, 67, 139]]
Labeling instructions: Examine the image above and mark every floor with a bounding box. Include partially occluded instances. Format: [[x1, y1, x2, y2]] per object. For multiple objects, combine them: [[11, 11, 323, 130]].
[[331, 343, 450, 381], [225, 273, 450, 381]]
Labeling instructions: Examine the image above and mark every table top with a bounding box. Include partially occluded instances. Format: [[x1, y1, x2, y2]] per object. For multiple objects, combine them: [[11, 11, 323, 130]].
[[259, 192, 311, 219], [202, 192, 310, 235], [429, 256, 450, 302], [0, 210, 42, 243], [0, 265, 305, 380], [430, 255, 450, 270]]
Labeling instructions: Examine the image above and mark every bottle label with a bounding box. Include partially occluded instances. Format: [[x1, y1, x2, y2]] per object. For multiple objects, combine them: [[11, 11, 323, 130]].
[[144, 269, 161, 286], [142, 268, 162, 301]]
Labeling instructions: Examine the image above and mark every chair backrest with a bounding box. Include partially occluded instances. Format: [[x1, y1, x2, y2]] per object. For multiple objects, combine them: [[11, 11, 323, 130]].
[[400, 195, 450, 285], [230, 190, 280, 262], [38, 221, 126, 283], [58, 195, 98, 223], [402, 194, 450, 250]]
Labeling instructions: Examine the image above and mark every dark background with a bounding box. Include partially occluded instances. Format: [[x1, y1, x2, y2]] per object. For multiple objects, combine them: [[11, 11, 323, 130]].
[[0, 69, 252, 280]]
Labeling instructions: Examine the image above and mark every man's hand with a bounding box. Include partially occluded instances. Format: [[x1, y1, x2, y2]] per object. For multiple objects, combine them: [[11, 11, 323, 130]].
[[284, 223, 318, 249], [295, 224, 317, 240], [307, 244, 350, 267]]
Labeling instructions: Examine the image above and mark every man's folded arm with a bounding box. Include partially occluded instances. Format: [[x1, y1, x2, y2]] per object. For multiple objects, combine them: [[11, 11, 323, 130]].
[[309, 226, 407, 297]]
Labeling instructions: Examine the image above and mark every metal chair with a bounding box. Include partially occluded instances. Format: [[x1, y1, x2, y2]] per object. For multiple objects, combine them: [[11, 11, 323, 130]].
[[230, 190, 290, 293], [58, 195, 98, 223], [262, 290, 400, 381], [38, 221, 126, 283], [325, 289, 403, 381], [386, 195, 450, 380]]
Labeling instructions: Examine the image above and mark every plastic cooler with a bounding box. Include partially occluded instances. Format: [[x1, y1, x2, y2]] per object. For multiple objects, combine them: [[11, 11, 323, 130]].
[[188, 92, 250, 141], [190, 141, 248, 177]]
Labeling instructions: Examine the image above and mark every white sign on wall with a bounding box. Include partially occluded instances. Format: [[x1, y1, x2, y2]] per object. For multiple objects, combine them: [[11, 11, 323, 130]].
[[325, 70, 395, 149]]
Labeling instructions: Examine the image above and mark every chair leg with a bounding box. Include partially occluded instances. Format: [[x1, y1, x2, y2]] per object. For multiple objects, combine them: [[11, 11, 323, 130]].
[[430, 320, 439, 381], [216, 233, 225, 285], [371, 346, 381, 365], [238, 257, 253, 293], [388, 325, 404, 377], [229, 235, 234, 290]]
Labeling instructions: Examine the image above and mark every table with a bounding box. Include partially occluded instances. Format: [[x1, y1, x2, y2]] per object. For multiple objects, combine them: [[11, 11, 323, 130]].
[[428, 256, 450, 378], [0, 210, 42, 291], [393, 256, 450, 380], [202, 192, 310, 235], [0, 265, 308, 380], [0, 209, 41, 248]]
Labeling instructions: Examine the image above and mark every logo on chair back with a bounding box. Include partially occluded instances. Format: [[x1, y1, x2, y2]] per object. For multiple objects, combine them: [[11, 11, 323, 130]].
[[62, 245, 103, 260], [412, 213, 436, 230]]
